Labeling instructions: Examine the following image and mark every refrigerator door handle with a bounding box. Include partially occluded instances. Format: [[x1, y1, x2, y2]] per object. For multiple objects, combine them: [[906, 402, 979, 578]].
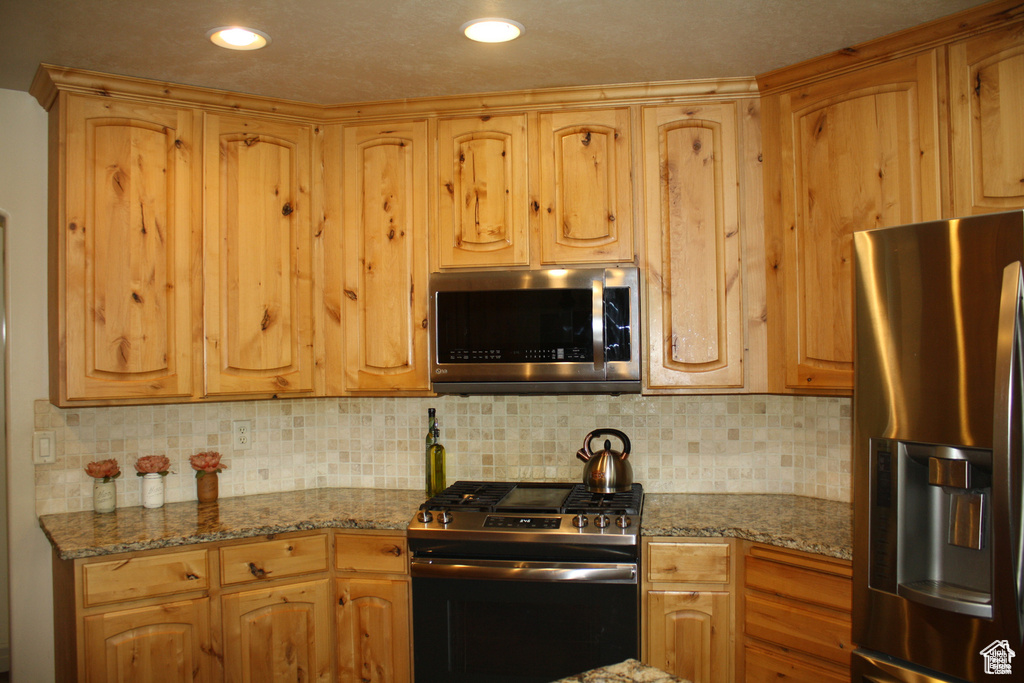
[[993, 259, 1024, 634]]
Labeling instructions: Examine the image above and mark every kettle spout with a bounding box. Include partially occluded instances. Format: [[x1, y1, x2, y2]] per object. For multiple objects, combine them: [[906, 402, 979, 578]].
[[576, 447, 591, 463]]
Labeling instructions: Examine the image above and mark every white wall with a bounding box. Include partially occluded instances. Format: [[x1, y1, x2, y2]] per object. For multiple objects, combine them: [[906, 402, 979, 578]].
[[0, 88, 55, 682]]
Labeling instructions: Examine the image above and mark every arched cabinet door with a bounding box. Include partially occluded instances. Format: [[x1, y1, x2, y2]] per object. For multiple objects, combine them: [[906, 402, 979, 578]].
[[336, 578, 411, 683], [949, 23, 1024, 216], [436, 113, 530, 268], [642, 102, 745, 391], [83, 598, 215, 683], [203, 113, 316, 397], [647, 590, 731, 683], [339, 120, 430, 392], [221, 579, 333, 683], [57, 95, 199, 403], [537, 107, 634, 265], [761, 50, 942, 392]]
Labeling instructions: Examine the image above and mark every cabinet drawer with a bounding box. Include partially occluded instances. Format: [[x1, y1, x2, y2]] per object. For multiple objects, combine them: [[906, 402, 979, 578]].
[[82, 549, 209, 607], [744, 645, 848, 683], [220, 534, 329, 585], [745, 555, 851, 612], [336, 533, 407, 574], [648, 541, 730, 583], [745, 593, 852, 665]]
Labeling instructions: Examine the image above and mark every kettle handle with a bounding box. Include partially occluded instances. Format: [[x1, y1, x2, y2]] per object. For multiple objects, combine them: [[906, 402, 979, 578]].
[[581, 429, 631, 460]]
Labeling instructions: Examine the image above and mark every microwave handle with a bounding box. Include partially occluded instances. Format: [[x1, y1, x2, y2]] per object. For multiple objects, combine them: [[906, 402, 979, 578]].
[[592, 278, 605, 371]]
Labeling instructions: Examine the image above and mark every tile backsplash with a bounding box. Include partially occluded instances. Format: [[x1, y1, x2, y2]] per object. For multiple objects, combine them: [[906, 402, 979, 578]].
[[34, 394, 851, 515]]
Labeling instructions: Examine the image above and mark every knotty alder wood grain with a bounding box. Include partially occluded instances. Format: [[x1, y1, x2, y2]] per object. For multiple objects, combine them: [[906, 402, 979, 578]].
[[203, 113, 316, 397], [537, 107, 634, 265], [436, 113, 530, 268], [949, 22, 1024, 216], [59, 95, 198, 401], [340, 121, 430, 392], [643, 103, 745, 390], [221, 578, 333, 683], [761, 51, 942, 393]]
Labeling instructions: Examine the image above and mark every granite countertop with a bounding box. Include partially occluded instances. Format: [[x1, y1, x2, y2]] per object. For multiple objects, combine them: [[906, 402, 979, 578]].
[[38, 488, 852, 561], [551, 659, 687, 682], [641, 493, 852, 560], [39, 487, 427, 560]]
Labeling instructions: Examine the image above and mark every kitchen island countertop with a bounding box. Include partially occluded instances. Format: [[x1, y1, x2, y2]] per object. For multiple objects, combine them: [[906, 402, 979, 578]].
[[551, 659, 688, 682], [38, 487, 851, 561]]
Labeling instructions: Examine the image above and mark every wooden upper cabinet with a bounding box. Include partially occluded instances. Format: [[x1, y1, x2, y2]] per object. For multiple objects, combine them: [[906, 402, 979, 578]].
[[642, 103, 744, 390], [55, 95, 199, 404], [340, 121, 430, 392], [537, 108, 634, 264], [761, 51, 942, 392], [949, 22, 1024, 216], [436, 114, 529, 268], [203, 113, 316, 397]]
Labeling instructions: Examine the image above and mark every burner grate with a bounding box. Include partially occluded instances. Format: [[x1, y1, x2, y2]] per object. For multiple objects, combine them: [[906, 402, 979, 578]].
[[421, 481, 517, 511], [563, 484, 643, 516]]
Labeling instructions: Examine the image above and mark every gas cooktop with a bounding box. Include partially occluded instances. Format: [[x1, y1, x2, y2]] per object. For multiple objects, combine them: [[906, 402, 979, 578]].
[[420, 480, 643, 516], [409, 481, 644, 546]]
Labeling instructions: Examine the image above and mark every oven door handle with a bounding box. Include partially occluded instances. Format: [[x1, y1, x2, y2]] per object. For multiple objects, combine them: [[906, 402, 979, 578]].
[[411, 557, 637, 583]]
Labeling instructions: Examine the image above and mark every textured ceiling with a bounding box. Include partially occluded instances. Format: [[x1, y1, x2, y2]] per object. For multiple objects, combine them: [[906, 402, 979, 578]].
[[0, 0, 990, 105]]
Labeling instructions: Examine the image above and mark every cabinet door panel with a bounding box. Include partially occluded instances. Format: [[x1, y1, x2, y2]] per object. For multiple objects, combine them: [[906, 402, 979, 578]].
[[643, 103, 743, 389], [83, 598, 214, 683], [204, 114, 315, 396], [950, 24, 1024, 214], [539, 108, 633, 264], [222, 578, 332, 683], [764, 51, 941, 391], [341, 121, 429, 391], [61, 96, 197, 401], [437, 114, 529, 267], [336, 578, 411, 683], [647, 590, 730, 683]]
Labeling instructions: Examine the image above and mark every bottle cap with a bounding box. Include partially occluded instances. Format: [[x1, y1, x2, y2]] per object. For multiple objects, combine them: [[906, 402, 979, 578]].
[[428, 408, 435, 416]]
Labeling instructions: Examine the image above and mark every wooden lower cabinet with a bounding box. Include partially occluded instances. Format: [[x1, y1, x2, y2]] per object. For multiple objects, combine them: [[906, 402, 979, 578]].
[[54, 529, 411, 683], [739, 542, 853, 682], [336, 578, 411, 683], [82, 598, 214, 683], [222, 579, 333, 683], [643, 538, 734, 683], [334, 530, 411, 683]]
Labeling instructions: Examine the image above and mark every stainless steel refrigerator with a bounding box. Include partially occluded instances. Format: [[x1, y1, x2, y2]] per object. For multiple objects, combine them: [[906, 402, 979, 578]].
[[853, 211, 1024, 682]]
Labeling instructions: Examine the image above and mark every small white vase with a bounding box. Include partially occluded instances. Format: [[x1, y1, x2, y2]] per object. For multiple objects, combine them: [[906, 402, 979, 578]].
[[93, 479, 116, 513], [141, 473, 164, 509]]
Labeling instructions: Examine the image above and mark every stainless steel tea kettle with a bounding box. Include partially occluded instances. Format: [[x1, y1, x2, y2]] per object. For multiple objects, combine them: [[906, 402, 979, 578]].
[[576, 429, 633, 493]]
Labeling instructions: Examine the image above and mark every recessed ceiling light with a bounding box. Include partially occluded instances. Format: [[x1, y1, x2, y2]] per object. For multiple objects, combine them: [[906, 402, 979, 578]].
[[461, 18, 524, 43], [207, 26, 270, 50]]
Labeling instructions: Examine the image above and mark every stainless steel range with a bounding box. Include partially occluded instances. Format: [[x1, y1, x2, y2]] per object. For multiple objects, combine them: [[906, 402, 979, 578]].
[[407, 480, 644, 683]]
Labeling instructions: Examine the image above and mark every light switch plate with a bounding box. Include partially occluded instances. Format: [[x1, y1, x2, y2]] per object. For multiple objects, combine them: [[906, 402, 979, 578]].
[[33, 430, 56, 464]]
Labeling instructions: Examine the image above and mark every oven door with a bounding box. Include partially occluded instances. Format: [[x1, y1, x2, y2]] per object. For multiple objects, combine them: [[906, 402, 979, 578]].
[[411, 557, 639, 683]]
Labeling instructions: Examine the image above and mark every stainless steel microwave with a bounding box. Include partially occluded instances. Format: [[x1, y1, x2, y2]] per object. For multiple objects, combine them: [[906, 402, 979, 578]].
[[429, 267, 641, 394]]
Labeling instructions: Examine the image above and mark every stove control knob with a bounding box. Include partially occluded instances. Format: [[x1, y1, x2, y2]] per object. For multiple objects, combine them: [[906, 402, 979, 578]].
[[594, 514, 610, 529], [416, 510, 434, 524], [572, 513, 589, 529], [437, 511, 453, 525], [615, 515, 632, 529]]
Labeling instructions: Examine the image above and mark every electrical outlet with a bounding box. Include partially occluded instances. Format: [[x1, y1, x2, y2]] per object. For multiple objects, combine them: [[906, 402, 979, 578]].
[[233, 420, 252, 450], [33, 430, 57, 464]]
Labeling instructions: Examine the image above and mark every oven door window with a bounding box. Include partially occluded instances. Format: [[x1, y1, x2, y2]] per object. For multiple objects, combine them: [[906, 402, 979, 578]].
[[412, 575, 638, 683]]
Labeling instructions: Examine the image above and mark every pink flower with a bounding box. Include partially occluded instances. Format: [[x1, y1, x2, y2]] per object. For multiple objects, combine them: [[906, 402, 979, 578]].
[[134, 455, 171, 476], [189, 451, 227, 478], [84, 459, 121, 482]]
